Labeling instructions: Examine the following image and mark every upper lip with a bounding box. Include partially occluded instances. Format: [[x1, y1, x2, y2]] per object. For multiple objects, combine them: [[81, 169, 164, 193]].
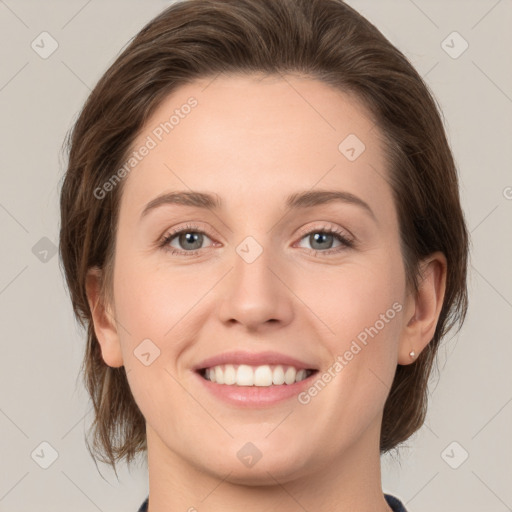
[[193, 351, 319, 371]]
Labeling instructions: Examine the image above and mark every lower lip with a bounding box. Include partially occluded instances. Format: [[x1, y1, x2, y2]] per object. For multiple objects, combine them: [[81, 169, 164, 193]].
[[193, 370, 318, 408]]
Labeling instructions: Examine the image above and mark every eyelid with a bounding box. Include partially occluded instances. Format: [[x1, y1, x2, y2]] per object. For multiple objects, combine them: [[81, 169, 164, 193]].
[[158, 222, 216, 249], [294, 222, 355, 245], [158, 221, 355, 255]]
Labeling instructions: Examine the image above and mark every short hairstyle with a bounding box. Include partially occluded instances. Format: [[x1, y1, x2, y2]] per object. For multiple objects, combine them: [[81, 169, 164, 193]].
[[58, 0, 469, 471]]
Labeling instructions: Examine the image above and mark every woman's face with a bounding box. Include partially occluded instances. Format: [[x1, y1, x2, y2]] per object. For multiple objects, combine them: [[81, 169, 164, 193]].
[[100, 74, 416, 483]]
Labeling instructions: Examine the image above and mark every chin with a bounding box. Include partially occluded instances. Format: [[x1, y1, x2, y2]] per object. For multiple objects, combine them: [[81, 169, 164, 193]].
[[196, 441, 317, 486]]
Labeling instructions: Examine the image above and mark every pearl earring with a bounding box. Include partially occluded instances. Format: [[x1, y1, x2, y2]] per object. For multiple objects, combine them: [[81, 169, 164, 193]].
[[409, 350, 416, 359]]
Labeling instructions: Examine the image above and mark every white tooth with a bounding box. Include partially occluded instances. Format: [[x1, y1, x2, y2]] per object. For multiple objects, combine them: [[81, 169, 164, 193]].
[[236, 364, 254, 386], [284, 366, 297, 385], [224, 364, 236, 385], [272, 365, 285, 385], [254, 365, 273, 386], [295, 369, 307, 382], [204, 364, 308, 386], [215, 366, 224, 384]]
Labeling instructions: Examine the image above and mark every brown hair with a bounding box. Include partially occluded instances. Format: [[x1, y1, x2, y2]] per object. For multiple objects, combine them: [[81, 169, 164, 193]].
[[58, 0, 469, 472]]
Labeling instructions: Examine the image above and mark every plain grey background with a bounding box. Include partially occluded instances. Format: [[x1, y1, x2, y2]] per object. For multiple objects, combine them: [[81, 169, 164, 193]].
[[0, 0, 511, 511]]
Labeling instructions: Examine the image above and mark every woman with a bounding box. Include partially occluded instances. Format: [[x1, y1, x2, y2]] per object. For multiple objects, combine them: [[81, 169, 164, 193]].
[[58, 0, 469, 510]]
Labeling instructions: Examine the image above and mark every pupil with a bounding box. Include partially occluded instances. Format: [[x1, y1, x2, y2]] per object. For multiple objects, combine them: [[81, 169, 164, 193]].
[[181, 232, 202, 250], [311, 232, 332, 250], [177, 232, 334, 251]]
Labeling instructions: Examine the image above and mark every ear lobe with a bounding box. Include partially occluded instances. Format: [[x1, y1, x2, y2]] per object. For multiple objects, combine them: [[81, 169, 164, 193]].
[[397, 252, 448, 365], [85, 267, 124, 368]]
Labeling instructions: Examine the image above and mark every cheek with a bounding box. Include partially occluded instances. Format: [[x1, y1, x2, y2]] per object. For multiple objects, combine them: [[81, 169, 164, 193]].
[[113, 254, 217, 341], [112, 258, 207, 423], [296, 252, 405, 418], [296, 254, 405, 345]]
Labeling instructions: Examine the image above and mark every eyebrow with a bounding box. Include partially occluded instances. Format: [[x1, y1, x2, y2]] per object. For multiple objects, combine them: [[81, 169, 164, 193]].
[[140, 189, 376, 222]]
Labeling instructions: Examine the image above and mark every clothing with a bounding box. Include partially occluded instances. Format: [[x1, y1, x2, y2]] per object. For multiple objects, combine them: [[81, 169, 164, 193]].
[[137, 496, 148, 512], [385, 493, 408, 511], [137, 493, 407, 511]]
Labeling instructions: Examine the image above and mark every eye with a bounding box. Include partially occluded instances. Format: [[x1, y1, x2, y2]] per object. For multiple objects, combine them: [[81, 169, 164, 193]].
[[295, 225, 354, 255], [159, 223, 214, 256], [158, 223, 354, 257]]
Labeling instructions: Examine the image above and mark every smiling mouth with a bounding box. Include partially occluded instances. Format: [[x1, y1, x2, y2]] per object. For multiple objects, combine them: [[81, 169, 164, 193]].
[[197, 364, 318, 386]]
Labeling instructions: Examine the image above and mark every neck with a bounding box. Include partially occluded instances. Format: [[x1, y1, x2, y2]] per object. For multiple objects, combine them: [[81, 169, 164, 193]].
[[145, 416, 392, 512]]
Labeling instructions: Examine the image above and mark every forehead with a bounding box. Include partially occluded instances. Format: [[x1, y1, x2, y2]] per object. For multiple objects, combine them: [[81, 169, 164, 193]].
[[120, 74, 393, 222]]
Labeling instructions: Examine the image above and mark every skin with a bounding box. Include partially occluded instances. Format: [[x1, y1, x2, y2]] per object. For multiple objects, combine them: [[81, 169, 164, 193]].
[[86, 73, 447, 512]]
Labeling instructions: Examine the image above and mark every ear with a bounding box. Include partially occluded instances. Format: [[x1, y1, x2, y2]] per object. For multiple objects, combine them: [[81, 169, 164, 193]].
[[85, 267, 124, 368], [397, 251, 448, 365]]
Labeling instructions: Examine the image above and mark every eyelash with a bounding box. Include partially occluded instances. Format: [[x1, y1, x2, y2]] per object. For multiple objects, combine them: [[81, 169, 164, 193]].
[[158, 223, 355, 257]]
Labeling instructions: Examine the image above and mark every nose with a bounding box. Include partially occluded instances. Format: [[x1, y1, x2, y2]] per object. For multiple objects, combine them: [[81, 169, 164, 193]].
[[217, 239, 295, 331]]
